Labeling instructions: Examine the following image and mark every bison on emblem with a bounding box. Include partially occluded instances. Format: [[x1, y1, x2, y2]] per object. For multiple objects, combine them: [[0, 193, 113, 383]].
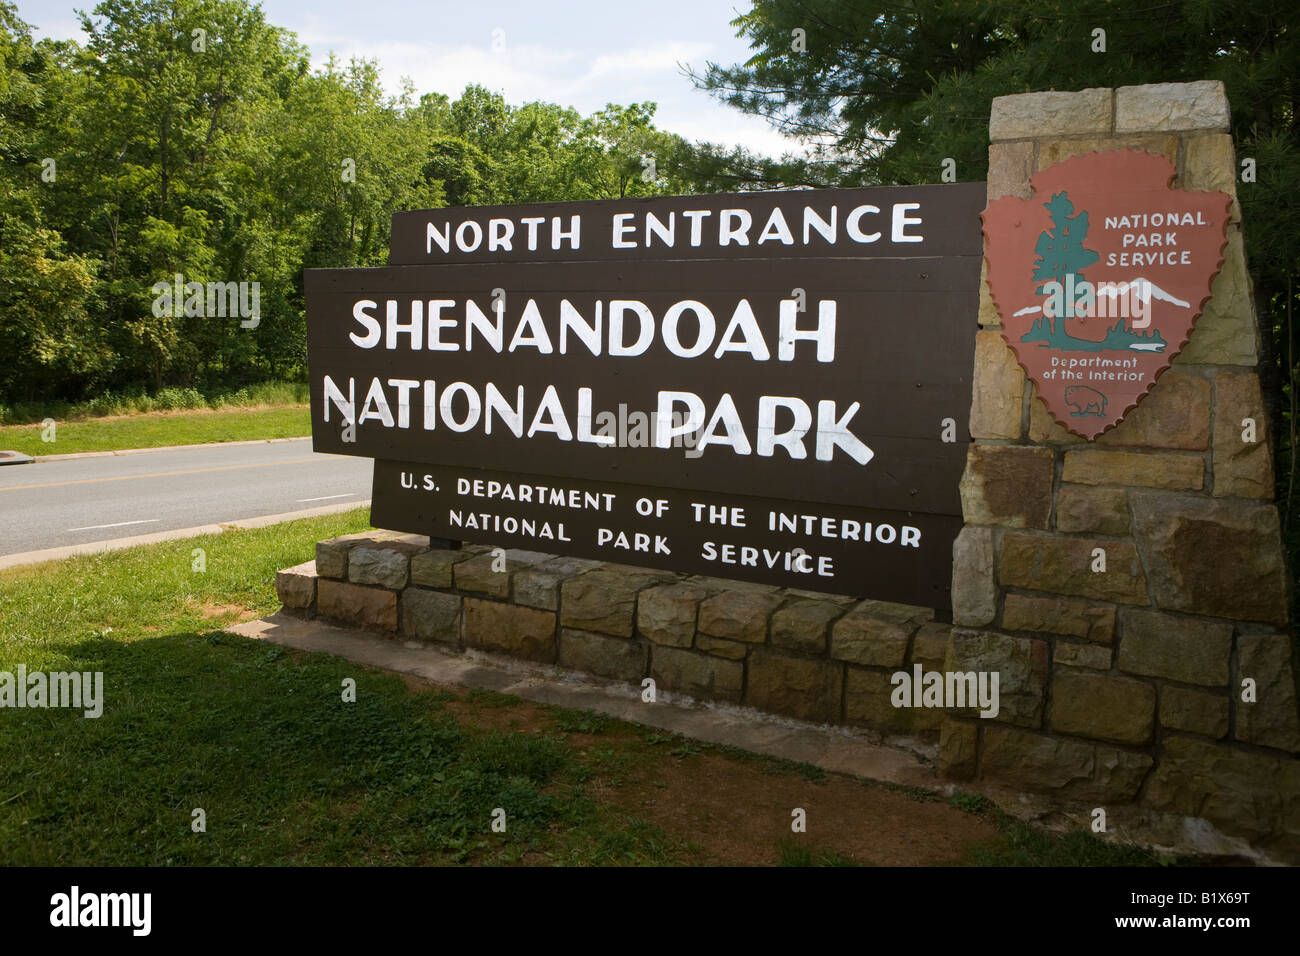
[[1064, 386, 1107, 417]]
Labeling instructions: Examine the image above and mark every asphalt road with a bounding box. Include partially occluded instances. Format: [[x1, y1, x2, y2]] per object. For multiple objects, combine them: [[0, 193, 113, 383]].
[[0, 439, 372, 557]]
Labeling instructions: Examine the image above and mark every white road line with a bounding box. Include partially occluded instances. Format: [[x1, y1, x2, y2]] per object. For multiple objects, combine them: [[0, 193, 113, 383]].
[[66, 519, 161, 532], [296, 493, 355, 503]]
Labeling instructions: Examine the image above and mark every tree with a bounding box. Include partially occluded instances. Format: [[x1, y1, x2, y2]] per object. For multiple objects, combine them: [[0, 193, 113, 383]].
[[0, 1, 725, 410], [1033, 191, 1098, 339]]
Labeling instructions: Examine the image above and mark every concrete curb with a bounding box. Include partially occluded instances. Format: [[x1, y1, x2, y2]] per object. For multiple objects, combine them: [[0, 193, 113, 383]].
[[33, 435, 311, 463], [0, 499, 370, 570]]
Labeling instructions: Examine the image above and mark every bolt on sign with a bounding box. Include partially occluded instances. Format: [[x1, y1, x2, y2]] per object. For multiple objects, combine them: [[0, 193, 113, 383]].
[[305, 185, 985, 609], [983, 150, 1232, 439]]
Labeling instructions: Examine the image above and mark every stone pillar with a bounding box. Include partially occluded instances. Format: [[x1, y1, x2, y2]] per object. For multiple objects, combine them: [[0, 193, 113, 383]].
[[945, 80, 1300, 858]]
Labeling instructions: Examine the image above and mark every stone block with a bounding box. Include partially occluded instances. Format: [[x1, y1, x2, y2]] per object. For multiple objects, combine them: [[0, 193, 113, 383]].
[[998, 532, 1148, 604], [783, 588, 857, 605], [1180, 133, 1240, 221], [651, 646, 742, 702], [1115, 80, 1229, 132], [317, 579, 397, 633], [1236, 633, 1300, 753], [559, 629, 646, 682], [987, 140, 1033, 200], [452, 553, 511, 597], [1002, 593, 1115, 642], [969, 331, 1024, 439], [911, 622, 952, 667], [1117, 608, 1232, 686], [945, 629, 1048, 728], [315, 539, 349, 580], [844, 667, 942, 733], [1055, 642, 1112, 670], [938, 720, 979, 779], [276, 560, 317, 611], [697, 589, 783, 643], [771, 599, 844, 654], [1175, 229, 1258, 366], [348, 545, 411, 589], [951, 526, 996, 627], [980, 724, 1093, 792], [990, 87, 1112, 140], [1055, 484, 1132, 536], [409, 548, 464, 588], [637, 583, 709, 647], [1095, 370, 1210, 450], [981, 725, 1152, 801], [959, 445, 1054, 529], [747, 649, 842, 723], [831, 599, 929, 666], [977, 260, 1002, 328], [540, 555, 603, 575], [1035, 134, 1178, 171], [463, 598, 556, 663], [695, 635, 748, 660], [1159, 686, 1229, 739], [1143, 735, 1300, 854], [512, 556, 595, 609], [685, 575, 775, 594], [1061, 449, 1204, 490], [1129, 492, 1288, 624], [319, 530, 424, 583], [1212, 370, 1274, 499], [1093, 747, 1155, 802], [512, 566, 565, 610], [400, 588, 461, 644], [1049, 669, 1155, 745], [561, 568, 671, 637], [1028, 392, 1084, 444]]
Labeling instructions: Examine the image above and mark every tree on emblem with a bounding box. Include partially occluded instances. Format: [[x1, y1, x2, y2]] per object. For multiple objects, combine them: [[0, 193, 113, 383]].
[[1032, 191, 1098, 343]]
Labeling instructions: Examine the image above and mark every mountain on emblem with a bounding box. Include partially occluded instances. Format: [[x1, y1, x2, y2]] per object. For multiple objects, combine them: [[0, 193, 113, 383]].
[[982, 150, 1232, 439]]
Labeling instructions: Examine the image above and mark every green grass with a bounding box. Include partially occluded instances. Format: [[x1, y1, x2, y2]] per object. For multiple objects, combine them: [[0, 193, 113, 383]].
[[0, 511, 1192, 866], [944, 789, 1187, 867], [0, 405, 310, 456], [0, 508, 685, 865], [777, 840, 864, 867]]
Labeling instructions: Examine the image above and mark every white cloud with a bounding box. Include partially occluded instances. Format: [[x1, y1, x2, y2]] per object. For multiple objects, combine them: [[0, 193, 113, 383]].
[[307, 36, 798, 158], [586, 41, 712, 78], [16, 0, 804, 160]]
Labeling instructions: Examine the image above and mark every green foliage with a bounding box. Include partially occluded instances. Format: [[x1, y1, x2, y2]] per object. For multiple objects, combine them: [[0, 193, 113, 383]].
[[554, 708, 614, 734], [0, 378, 308, 424], [0, 1, 713, 410]]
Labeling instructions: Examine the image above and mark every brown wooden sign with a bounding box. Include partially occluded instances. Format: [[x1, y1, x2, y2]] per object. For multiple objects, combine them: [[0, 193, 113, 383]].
[[305, 185, 985, 608], [983, 151, 1232, 439], [370, 459, 962, 606]]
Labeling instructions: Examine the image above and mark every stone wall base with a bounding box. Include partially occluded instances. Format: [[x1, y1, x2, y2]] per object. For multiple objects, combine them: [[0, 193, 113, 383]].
[[277, 531, 1300, 862]]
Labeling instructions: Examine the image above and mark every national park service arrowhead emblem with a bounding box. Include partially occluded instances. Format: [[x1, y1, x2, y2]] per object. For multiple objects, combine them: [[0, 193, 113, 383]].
[[982, 150, 1232, 439]]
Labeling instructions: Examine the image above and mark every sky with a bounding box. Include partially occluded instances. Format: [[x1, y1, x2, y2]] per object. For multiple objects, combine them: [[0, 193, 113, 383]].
[[15, 0, 800, 158]]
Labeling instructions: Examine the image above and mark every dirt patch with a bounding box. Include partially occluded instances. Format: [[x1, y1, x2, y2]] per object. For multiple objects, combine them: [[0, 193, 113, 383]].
[[197, 601, 257, 622], [400, 674, 557, 735], [398, 673, 1000, 866], [599, 748, 1000, 865]]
